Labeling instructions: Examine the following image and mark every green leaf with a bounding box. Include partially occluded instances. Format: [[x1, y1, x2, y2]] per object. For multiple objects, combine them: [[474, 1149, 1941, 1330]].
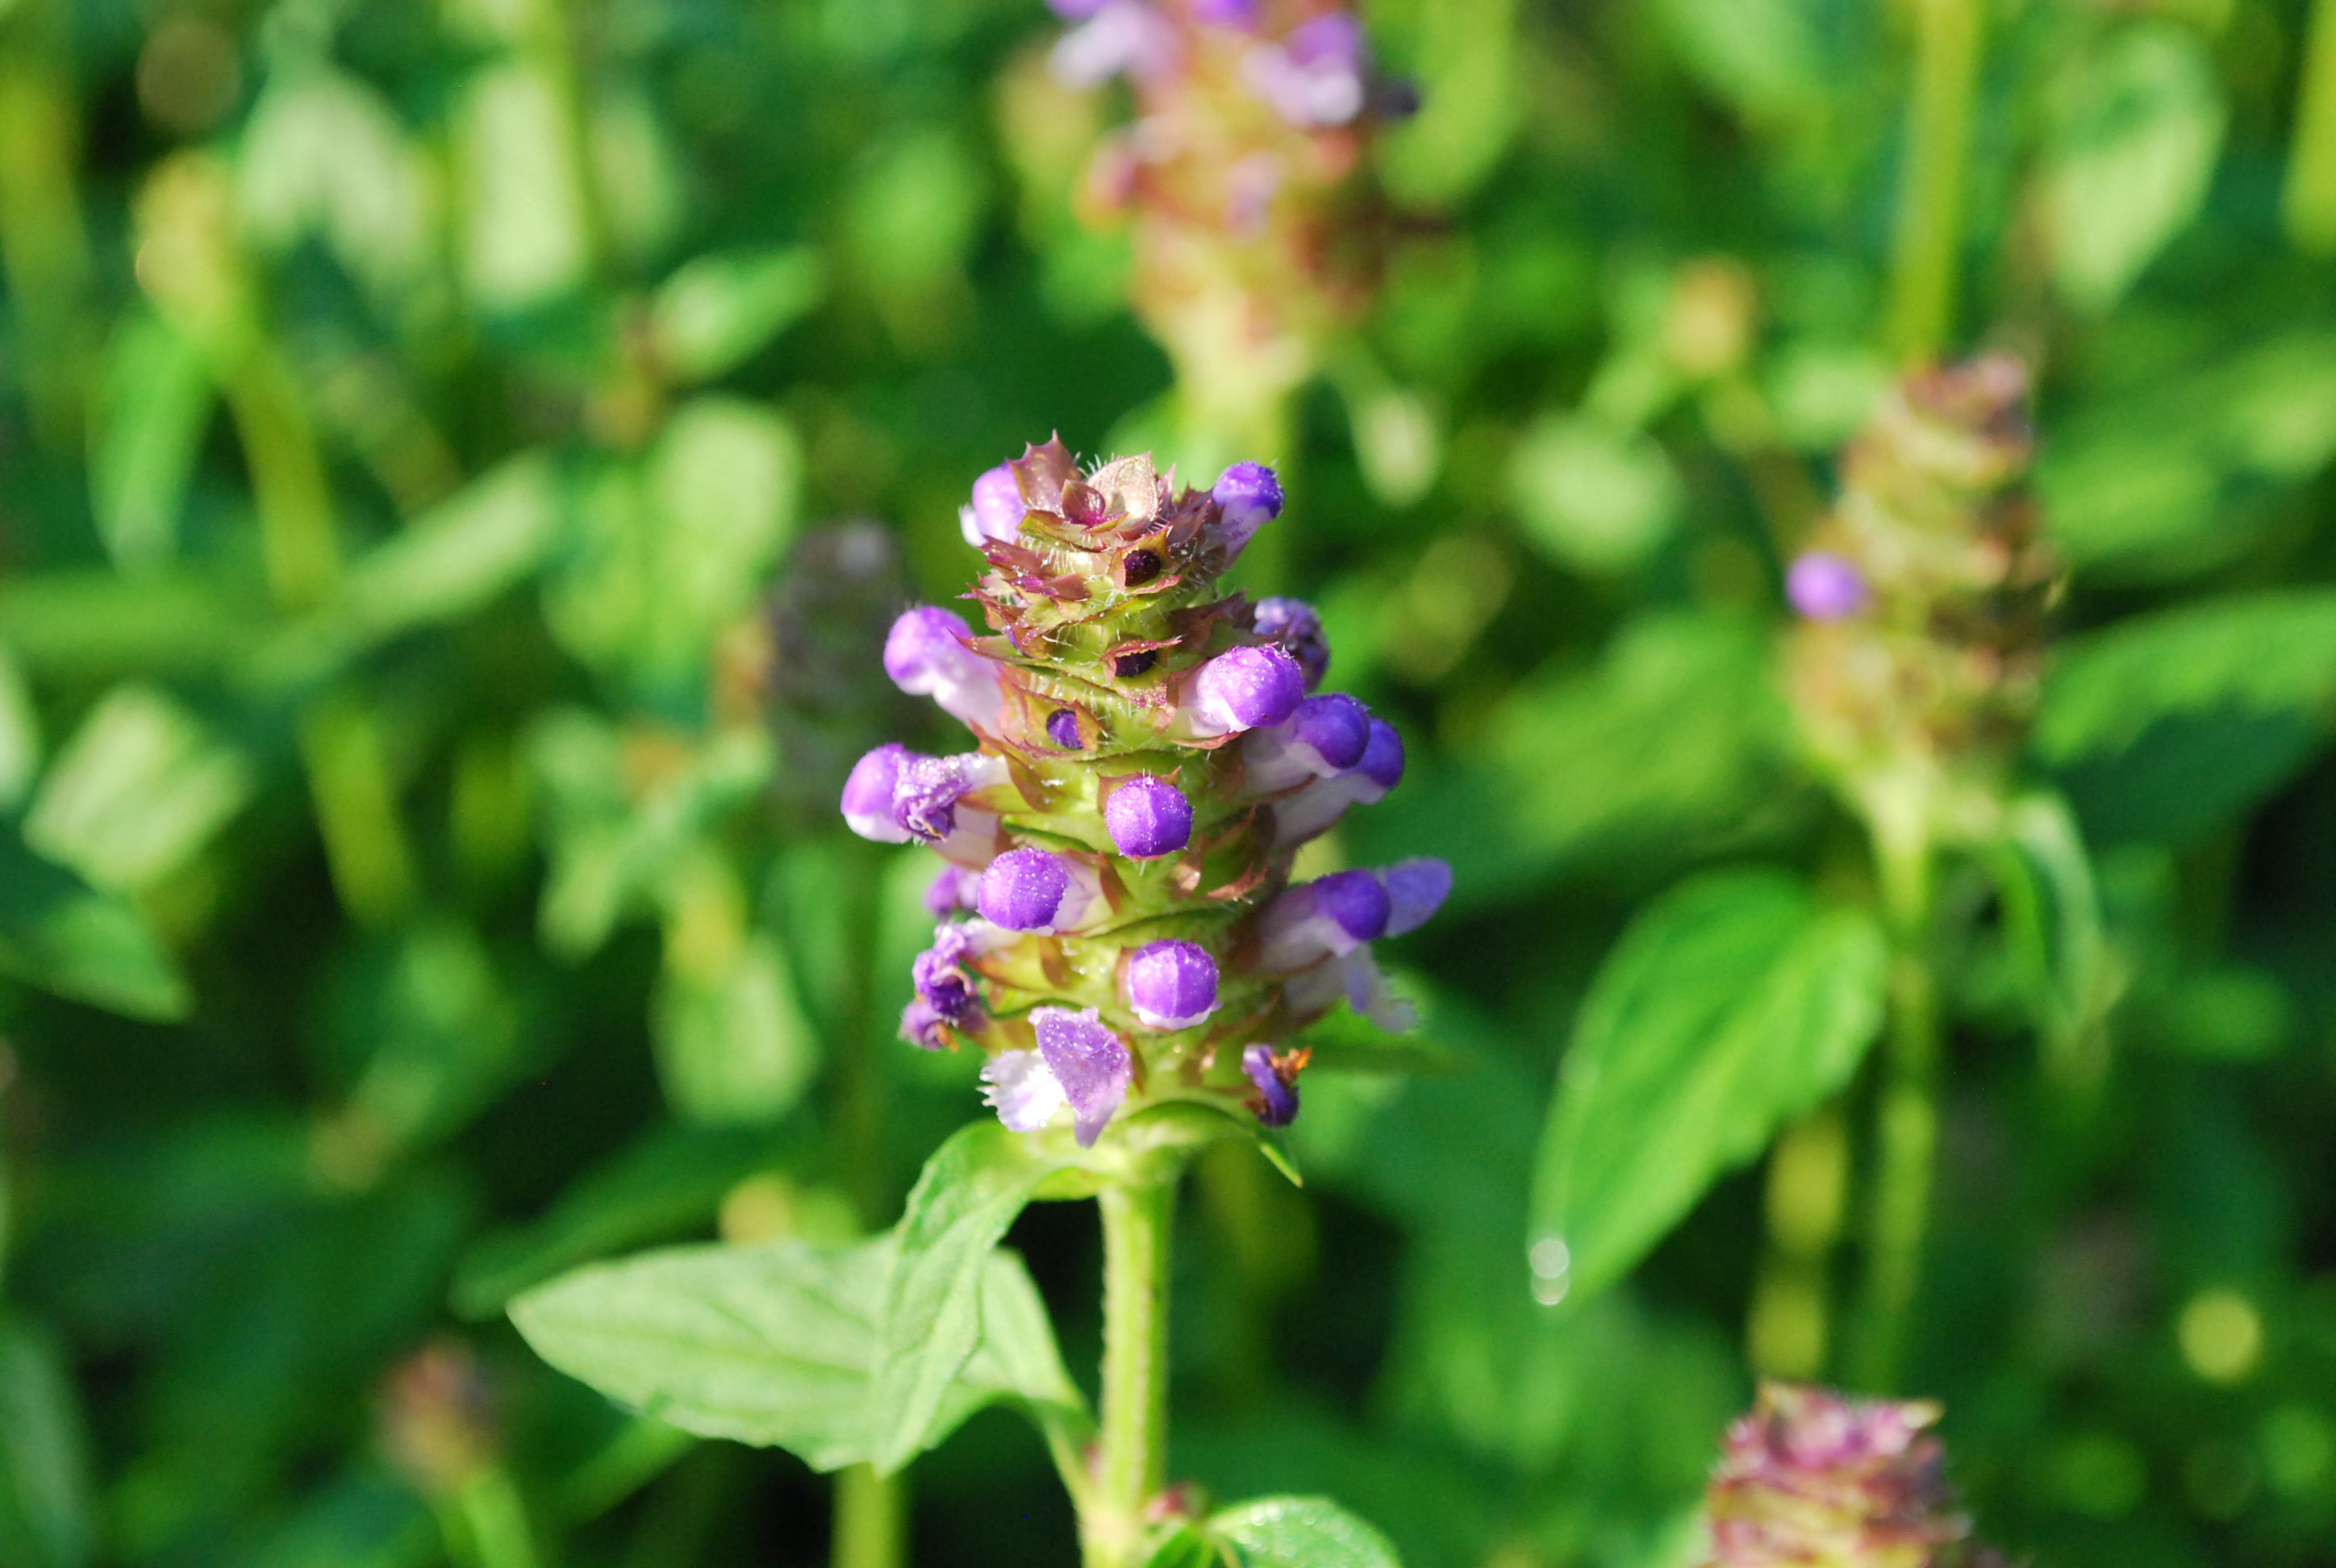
[[339, 452, 561, 643], [1530, 869, 1886, 1303], [511, 1234, 1079, 1473], [23, 683, 254, 891], [1207, 1496, 1405, 1568], [0, 1315, 94, 1568], [87, 312, 213, 575], [0, 640, 40, 812], [871, 1120, 1068, 1472], [0, 826, 190, 1020], [2037, 590, 2336, 762], [1508, 413, 1681, 573], [652, 929, 819, 1127], [2038, 22, 2226, 314], [651, 247, 826, 382], [0, 572, 262, 678]]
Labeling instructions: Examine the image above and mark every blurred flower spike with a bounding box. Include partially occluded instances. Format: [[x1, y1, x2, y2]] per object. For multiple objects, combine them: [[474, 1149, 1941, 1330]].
[[1784, 356, 2062, 844], [1700, 1382, 2009, 1568], [1044, 1, 1412, 451], [843, 440, 1447, 1145]]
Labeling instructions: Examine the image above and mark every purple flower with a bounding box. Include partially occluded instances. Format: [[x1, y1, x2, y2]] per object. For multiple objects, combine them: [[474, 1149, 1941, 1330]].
[[1253, 596, 1330, 690], [1209, 462, 1284, 559], [981, 1049, 1066, 1133], [1037, 1006, 1134, 1145], [1191, 0, 1258, 28], [1242, 1044, 1302, 1127], [1051, 0, 1180, 88], [959, 462, 1026, 547], [885, 607, 1007, 734], [1046, 0, 1110, 19], [1269, 715, 1404, 844], [1104, 774, 1193, 858], [901, 925, 984, 1049], [1383, 857, 1453, 937], [1172, 644, 1305, 740], [1243, 693, 1370, 795], [841, 743, 914, 843], [1124, 939, 1219, 1029], [1046, 707, 1084, 749], [924, 865, 982, 919], [1258, 868, 1391, 970], [1787, 551, 1870, 620], [892, 753, 974, 841], [978, 848, 1100, 932], [1244, 14, 1367, 127]]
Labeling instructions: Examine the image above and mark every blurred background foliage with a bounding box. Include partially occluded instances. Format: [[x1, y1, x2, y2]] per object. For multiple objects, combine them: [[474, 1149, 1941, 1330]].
[[0, 0, 2334, 1566]]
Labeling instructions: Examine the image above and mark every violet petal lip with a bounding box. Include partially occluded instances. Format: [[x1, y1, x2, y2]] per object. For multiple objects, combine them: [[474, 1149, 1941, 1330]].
[[884, 607, 1007, 732], [1383, 857, 1453, 937], [1252, 595, 1329, 690], [1032, 1006, 1132, 1147], [1104, 774, 1192, 858], [841, 744, 914, 843], [962, 462, 1025, 546], [1242, 1044, 1299, 1127]]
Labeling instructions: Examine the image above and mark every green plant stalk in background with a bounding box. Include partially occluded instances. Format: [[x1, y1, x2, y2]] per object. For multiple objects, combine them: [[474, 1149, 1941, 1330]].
[[2289, 0, 2336, 252], [1089, 1176, 1175, 1568], [1887, 0, 1986, 362]]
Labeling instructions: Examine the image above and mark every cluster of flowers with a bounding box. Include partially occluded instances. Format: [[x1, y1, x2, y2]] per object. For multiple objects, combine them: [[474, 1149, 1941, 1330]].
[[1783, 356, 2060, 830], [1698, 1383, 2009, 1568], [1042, 0, 1411, 439], [841, 440, 1446, 1146]]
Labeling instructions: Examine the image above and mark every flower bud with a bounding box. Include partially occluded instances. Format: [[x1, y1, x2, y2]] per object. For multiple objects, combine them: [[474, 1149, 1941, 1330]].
[[1787, 551, 1869, 621], [1270, 715, 1404, 844], [841, 744, 915, 843], [1258, 868, 1391, 970], [885, 607, 1007, 733], [1252, 596, 1330, 690], [978, 847, 1102, 932], [1105, 774, 1195, 858], [1209, 461, 1285, 558], [1172, 644, 1304, 739], [961, 462, 1027, 547], [1243, 693, 1370, 794], [1124, 939, 1220, 1029]]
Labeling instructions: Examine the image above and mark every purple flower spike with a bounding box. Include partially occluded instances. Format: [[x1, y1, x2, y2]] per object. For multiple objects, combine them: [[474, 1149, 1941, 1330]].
[[885, 607, 1007, 733], [924, 865, 982, 920], [1242, 1044, 1300, 1127], [960, 463, 1026, 547], [1033, 1006, 1133, 1145], [978, 848, 1099, 932], [1105, 775, 1193, 858], [1052, 1, 1180, 88], [1124, 939, 1219, 1029], [1258, 868, 1392, 970], [1787, 552, 1869, 621], [1209, 462, 1284, 559], [1253, 597, 1330, 690], [1175, 644, 1304, 740], [841, 744, 915, 843], [1046, 707, 1084, 749], [1383, 857, 1453, 936]]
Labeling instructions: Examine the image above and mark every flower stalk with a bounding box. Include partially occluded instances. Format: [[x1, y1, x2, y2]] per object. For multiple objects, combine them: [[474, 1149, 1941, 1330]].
[[1885, 0, 1985, 364], [1088, 1174, 1178, 1568]]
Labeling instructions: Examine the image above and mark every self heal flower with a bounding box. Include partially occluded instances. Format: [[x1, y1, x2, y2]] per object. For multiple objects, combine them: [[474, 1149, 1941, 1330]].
[[1270, 715, 1404, 844], [1052, 0, 1179, 87], [1171, 644, 1304, 740], [893, 751, 1007, 842], [925, 865, 982, 919], [1209, 462, 1284, 559], [978, 848, 1103, 932], [1124, 939, 1219, 1029], [1700, 1382, 1983, 1568], [1241, 1044, 1304, 1127], [1245, 14, 1367, 127], [1034, 1006, 1133, 1145], [960, 462, 1026, 547], [1252, 596, 1329, 690], [885, 607, 1007, 733], [1105, 774, 1194, 858], [1787, 551, 1870, 621], [1383, 857, 1453, 937], [1258, 868, 1391, 970], [982, 1049, 1067, 1132], [1243, 693, 1370, 795]]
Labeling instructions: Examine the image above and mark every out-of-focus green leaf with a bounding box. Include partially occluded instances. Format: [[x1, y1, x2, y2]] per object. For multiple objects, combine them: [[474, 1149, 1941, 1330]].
[[511, 1235, 1079, 1472], [587, 83, 685, 267], [338, 453, 561, 643], [846, 127, 986, 342], [87, 312, 213, 574], [871, 1121, 1067, 1472], [2037, 22, 2226, 314], [453, 1125, 786, 1319], [23, 683, 252, 892], [0, 573, 263, 676], [1658, 0, 1833, 131], [242, 1470, 432, 1568], [0, 640, 39, 811], [1193, 1496, 1405, 1568], [0, 828, 189, 1020], [0, 1315, 94, 1568], [1508, 414, 1680, 573], [1530, 869, 1886, 1305], [452, 61, 590, 310], [2142, 967, 2295, 1060], [1374, 0, 1522, 207], [239, 68, 436, 303], [330, 920, 524, 1161], [652, 247, 825, 382], [2037, 590, 2336, 761], [653, 930, 818, 1128]]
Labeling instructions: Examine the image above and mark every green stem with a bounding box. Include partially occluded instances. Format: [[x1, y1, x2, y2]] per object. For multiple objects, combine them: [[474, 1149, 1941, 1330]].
[[1884, 0, 1985, 363], [1853, 815, 1939, 1391], [831, 1464, 906, 1568], [1084, 1177, 1175, 1568], [441, 1469, 542, 1568], [2289, 0, 2336, 254]]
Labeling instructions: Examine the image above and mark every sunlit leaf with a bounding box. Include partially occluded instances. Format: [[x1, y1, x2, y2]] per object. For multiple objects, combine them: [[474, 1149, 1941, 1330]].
[[0, 1315, 94, 1568], [87, 312, 212, 575], [1530, 869, 1887, 1303], [23, 683, 252, 892], [1508, 413, 1681, 574], [339, 452, 562, 643], [1206, 1495, 1405, 1568], [653, 247, 826, 382]]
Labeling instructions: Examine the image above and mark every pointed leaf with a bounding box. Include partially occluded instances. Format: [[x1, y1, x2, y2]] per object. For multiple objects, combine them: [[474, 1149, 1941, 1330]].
[[0, 828, 189, 1021], [1209, 1496, 1404, 1568]]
